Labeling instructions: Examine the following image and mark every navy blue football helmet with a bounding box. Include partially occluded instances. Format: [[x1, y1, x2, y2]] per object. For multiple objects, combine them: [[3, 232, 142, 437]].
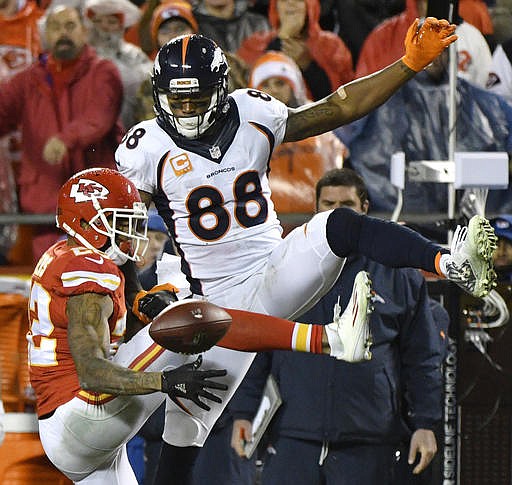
[[152, 34, 230, 139]]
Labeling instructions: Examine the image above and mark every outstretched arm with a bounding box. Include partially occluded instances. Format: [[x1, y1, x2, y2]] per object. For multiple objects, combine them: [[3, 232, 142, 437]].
[[284, 17, 457, 142], [67, 293, 227, 408], [67, 292, 162, 394]]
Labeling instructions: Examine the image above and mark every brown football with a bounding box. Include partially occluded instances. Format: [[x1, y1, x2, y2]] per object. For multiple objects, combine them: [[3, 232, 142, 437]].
[[149, 300, 232, 354]]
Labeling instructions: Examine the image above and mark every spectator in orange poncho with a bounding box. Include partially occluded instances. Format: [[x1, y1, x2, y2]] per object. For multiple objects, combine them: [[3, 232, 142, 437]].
[[238, 0, 353, 100]]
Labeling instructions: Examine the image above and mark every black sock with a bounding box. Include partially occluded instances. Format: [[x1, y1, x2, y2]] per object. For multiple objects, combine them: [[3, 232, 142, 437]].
[[326, 208, 447, 274], [153, 443, 200, 485]]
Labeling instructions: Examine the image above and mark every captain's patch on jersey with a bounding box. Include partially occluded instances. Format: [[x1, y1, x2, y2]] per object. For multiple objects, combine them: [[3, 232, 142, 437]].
[[167, 152, 193, 176]]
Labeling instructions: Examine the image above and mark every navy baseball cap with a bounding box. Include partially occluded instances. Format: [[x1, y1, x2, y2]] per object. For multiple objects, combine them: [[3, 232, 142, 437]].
[[491, 215, 512, 243]]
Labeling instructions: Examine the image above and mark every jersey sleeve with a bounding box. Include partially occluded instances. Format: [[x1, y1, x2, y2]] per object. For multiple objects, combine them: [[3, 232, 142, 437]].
[[55, 253, 123, 298], [230, 89, 289, 149], [115, 120, 160, 194]]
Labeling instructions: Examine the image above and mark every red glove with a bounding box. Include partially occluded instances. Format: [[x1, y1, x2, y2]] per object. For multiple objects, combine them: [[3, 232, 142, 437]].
[[133, 283, 179, 324], [402, 17, 457, 72]]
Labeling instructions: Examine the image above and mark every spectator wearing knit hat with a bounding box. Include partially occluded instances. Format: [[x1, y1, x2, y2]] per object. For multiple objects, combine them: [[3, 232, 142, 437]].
[[249, 51, 309, 106], [150, 0, 198, 56], [85, 0, 152, 130]]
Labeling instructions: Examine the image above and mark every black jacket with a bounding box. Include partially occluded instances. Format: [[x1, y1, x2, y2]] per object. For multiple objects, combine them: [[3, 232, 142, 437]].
[[229, 255, 448, 444]]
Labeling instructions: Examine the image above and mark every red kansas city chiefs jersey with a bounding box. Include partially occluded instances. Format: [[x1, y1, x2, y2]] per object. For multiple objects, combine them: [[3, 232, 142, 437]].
[[28, 240, 126, 417]]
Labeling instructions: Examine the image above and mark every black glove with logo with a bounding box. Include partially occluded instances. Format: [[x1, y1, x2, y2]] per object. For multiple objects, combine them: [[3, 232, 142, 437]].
[[161, 356, 228, 412], [133, 283, 179, 324]]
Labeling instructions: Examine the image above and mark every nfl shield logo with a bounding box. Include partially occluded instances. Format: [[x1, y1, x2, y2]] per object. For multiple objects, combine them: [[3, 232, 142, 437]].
[[209, 145, 221, 159]]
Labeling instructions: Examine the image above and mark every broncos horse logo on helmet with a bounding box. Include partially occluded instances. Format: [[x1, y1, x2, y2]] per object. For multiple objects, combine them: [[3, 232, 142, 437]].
[[152, 34, 230, 139]]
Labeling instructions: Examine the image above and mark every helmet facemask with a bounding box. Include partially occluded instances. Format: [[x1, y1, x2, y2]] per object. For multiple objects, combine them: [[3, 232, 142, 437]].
[[155, 78, 227, 139], [88, 199, 149, 265], [62, 197, 149, 266], [151, 34, 230, 139]]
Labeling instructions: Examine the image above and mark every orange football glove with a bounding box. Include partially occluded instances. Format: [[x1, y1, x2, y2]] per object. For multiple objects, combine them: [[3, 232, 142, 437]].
[[133, 282, 179, 325], [402, 17, 458, 72]]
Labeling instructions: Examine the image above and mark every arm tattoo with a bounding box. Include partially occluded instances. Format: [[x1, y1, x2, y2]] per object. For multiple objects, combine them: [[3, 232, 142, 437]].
[[286, 101, 344, 141], [67, 293, 162, 395], [284, 59, 416, 142]]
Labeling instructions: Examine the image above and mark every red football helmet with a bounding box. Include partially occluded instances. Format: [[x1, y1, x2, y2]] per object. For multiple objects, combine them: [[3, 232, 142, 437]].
[[56, 168, 149, 264]]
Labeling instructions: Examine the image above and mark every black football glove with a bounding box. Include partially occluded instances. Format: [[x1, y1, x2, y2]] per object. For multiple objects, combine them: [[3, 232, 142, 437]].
[[161, 356, 228, 413], [133, 283, 179, 324]]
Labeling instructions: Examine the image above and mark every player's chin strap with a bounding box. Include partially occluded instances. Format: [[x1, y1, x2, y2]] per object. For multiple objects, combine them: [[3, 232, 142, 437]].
[[104, 245, 129, 266]]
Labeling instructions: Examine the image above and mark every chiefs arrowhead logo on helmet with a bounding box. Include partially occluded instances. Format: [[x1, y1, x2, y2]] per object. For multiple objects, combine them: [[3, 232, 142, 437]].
[[57, 168, 149, 265], [69, 178, 110, 202]]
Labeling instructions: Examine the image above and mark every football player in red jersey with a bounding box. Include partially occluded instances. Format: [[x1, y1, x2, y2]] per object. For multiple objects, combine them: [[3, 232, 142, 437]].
[[29, 167, 228, 483], [30, 167, 377, 484]]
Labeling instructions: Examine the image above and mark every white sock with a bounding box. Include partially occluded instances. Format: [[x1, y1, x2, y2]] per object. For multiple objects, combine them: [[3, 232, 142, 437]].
[[325, 322, 343, 358], [438, 253, 452, 277]]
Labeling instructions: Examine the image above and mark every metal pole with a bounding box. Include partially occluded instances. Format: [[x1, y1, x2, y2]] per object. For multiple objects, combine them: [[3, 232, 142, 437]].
[[447, 2, 457, 242]]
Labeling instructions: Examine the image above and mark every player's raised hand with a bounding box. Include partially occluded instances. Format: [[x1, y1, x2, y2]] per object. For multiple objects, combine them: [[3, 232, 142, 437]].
[[402, 17, 457, 72]]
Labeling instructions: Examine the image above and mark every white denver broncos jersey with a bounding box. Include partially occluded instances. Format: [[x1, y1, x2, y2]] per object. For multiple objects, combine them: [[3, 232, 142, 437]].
[[116, 89, 289, 295]]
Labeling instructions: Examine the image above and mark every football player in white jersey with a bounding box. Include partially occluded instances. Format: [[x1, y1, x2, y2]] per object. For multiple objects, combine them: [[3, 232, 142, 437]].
[[115, 20, 498, 483]]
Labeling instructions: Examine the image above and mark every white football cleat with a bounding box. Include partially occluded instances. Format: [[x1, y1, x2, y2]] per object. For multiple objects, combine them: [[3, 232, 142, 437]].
[[444, 215, 498, 298], [325, 270, 373, 362]]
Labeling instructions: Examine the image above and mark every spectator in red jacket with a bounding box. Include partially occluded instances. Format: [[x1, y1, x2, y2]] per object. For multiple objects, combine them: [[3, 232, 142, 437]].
[[237, 0, 354, 100], [0, 5, 124, 262], [356, 0, 492, 87]]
